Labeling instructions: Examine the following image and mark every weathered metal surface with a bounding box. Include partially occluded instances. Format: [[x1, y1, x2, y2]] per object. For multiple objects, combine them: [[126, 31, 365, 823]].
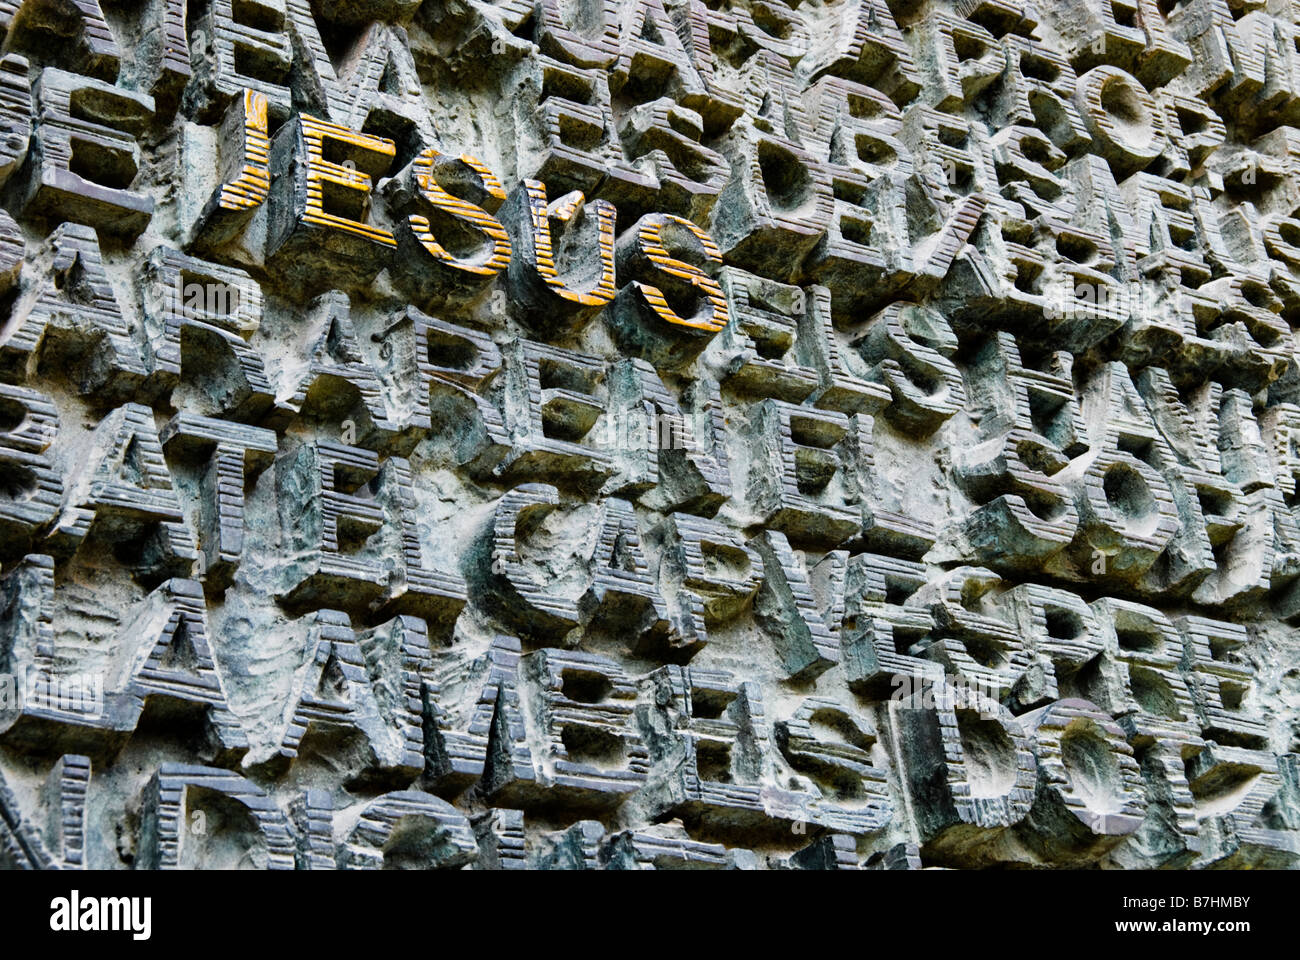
[[0, 0, 1299, 869]]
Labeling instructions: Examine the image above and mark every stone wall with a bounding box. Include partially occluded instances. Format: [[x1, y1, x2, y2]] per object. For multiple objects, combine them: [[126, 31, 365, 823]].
[[0, 0, 1299, 869]]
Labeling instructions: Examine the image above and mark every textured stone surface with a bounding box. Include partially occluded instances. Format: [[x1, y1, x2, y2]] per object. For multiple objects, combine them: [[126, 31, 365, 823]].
[[0, 0, 1299, 870]]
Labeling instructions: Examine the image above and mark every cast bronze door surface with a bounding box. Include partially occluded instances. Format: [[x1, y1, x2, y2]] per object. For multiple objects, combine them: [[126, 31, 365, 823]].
[[0, 0, 1296, 877]]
